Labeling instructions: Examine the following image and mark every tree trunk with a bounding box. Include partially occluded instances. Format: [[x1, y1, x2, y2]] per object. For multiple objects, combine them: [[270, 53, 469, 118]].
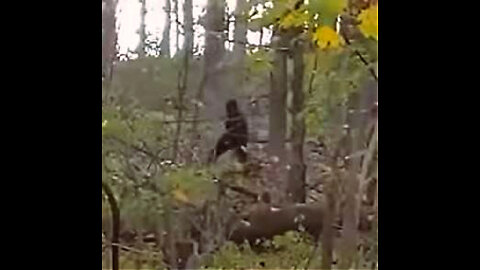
[[203, 0, 226, 142], [268, 32, 288, 185], [321, 177, 336, 270], [160, 0, 171, 57], [287, 39, 306, 203], [163, 199, 178, 269], [173, 0, 180, 54], [183, 0, 193, 56], [231, 0, 247, 91], [338, 85, 372, 268], [233, 0, 247, 64], [137, 0, 147, 58], [102, 0, 118, 83], [173, 37, 191, 162], [102, 181, 120, 270]]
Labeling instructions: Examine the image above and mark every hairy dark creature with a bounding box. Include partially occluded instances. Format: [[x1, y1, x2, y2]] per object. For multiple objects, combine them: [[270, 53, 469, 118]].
[[209, 99, 248, 163]]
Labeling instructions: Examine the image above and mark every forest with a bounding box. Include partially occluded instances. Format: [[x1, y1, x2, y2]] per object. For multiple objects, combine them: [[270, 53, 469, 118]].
[[102, 0, 378, 269]]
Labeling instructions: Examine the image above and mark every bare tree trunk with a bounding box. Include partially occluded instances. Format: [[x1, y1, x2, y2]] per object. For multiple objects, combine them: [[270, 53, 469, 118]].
[[287, 39, 306, 203], [231, 0, 247, 90], [321, 177, 336, 270], [137, 0, 147, 58], [173, 0, 179, 53], [160, 0, 171, 57], [163, 200, 178, 269], [183, 0, 193, 56], [173, 37, 191, 162], [268, 32, 288, 185], [338, 89, 367, 269], [204, 0, 226, 141], [102, 181, 120, 270], [233, 0, 247, 63], [102, 0, 118, 83]]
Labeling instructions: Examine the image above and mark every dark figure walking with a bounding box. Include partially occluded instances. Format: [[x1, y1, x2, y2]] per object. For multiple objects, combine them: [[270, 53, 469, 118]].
[[209, 99, 248, 163]]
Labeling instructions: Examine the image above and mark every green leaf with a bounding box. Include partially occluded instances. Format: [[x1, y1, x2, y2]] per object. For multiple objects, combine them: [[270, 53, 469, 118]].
[[308, 0, 347, 25]]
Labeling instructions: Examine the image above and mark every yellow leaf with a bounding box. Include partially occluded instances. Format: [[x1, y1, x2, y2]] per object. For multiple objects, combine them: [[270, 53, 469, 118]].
[[313, 26, 343, 49], [358, 4, 378, 40], [280, 12, 296, 28], [279, 9, 308, 29], [173, 188, 190, 203]]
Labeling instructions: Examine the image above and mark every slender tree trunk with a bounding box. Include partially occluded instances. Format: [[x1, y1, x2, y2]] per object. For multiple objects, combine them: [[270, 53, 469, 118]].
[[233, 0, 247, 62], [338, 89, 367, 269], [287, 39, 306, 203], [204, 0, 226, 141], [137, 0, 147, 58], [231, 0, 248, 92], [160, 0, 171, 57], [163, 199, 178, 269], [173, 38, 191, 162], [102, 0, 118, 83], [321, 177, 336, 270], [102, 181, 120, 270], [268, 31, 288, 184], [173, 0, 179, 53], [183, 0, 193, 56]]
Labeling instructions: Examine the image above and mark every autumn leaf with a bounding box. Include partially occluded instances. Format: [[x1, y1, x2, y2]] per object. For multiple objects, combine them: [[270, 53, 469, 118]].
[[313, 26, 343, 49], [279, 9, 308, 29], [357, 4, 378, 40], [173, 188, 190, 203]]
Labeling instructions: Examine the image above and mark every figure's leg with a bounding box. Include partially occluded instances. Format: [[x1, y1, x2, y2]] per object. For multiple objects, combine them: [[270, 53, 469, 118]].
[[209, 133, 233, 162]]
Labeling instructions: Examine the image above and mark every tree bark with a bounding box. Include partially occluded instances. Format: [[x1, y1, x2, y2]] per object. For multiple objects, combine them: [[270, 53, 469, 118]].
[[160, 0, 171, 57], [102, 0, 118, 83], [287, 39, 306, 203], [268, 31, 289, 186], [268, 32, 288, 160], [173, 37, 191, 162], [321, 178, 336, 270], [203, 0, 226, 141], [163, 199, 178, 269], [102, 181, 120, 270], [137, 0, 147, 58], [338, 83, 374, 268], [231, 0, 247, 90], [183, 0, 194, 57], [173, 0, 180, 54], [233, 0, 247, 64]]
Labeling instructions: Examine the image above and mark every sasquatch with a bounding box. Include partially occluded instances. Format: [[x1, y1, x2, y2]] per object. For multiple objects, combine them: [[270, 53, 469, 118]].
[[209, 99, 248, 163]]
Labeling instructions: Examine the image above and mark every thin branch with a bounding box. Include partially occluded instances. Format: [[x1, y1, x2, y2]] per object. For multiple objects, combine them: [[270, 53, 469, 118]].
[[360, 119, 378, 182], [342, 35, 378, 82], [307, 51, 319, 95]]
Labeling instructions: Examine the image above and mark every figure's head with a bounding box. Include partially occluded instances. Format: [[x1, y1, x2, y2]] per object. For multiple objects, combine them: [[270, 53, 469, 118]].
[[226, 99, 239, 116]]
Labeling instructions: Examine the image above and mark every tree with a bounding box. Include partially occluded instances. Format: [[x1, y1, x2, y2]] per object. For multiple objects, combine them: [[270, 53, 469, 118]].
[[173, 0, 180, 54], [160, 0, 171, 57], [102, 181, 120, 270], [287, 39, 306, 203], [232, 0, 247, 71], [184, 0, 194, 57], [203, 0, 227, 142], [137, 0, 147, 58], [267, 31, 288, 175], [102, 0, 118, 83]]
